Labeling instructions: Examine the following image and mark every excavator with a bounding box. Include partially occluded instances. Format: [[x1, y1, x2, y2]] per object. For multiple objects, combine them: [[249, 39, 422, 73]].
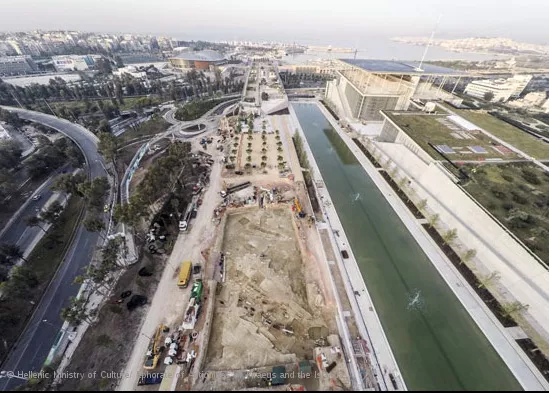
[[143, 324, 164, 370], [294, 197, 306, 218]]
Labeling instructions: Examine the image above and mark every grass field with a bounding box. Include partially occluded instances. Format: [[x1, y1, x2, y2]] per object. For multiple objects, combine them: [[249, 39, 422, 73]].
[[386, 112, 519, 160], [0, 196, 85, 363], [446, 107, 549, 160], [118, 116, 170, 143], [462, 163, 549, 265]]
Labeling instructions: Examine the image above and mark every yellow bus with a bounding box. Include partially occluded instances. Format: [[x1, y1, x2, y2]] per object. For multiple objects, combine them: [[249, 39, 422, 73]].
[[178, 261, 192, 287]]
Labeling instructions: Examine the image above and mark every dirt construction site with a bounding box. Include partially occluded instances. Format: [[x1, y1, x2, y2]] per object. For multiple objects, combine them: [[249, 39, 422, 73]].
[[205, 206, 334, 372]]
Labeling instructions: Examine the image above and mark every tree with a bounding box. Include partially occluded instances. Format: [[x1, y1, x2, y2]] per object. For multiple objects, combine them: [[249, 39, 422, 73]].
[[40, 201, 63, 223], [246, 155, 251, 162], [477, 271, 500, 289], [427, 213, 439, 229], [95, 58, 112, 75], [98, 119, 111, 134], [461, 249, 477, 266], [52, 173, 86, 197], [114, 55, 124, 68], [97, 132, 119, 161], [417, 199, 428, 212], [277, 155, 283, 162], [261, 92, 269, 101], [24, 216, 47, 233], [61, 297, 94, 325], [0, 243, 27, 265], [484, 91, 494, 101], [261, 155, 267, 161], [442, 228, 458, 246], [0, 140, 23, 171], [84, 217, 106, 239], [501, 301, 529, 319]]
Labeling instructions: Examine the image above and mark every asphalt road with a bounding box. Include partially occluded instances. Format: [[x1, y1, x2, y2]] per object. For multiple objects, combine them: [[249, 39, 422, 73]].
[[0, 167, 71, 255], [0, 107, 107, 390]]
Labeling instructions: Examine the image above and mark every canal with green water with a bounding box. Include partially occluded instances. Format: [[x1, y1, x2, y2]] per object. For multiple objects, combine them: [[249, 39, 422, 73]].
[[292, 102, 521, 391]]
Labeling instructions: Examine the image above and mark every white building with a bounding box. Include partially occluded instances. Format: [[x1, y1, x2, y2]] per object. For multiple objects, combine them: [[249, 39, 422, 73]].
[[0, 55, 37, 76], [464, 74, 532, 102], [113, 65, 147, 79], [51, 55, 98, 72], [0, 123, 11, 140]]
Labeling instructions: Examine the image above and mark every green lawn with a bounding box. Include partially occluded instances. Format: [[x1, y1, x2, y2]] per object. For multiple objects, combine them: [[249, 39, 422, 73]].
[[462, 163, 549, 266], [0, 196, 85, 363], [386, 112, 519, 160], [119, 116, 171, 143], [448, 107, 549, 160]]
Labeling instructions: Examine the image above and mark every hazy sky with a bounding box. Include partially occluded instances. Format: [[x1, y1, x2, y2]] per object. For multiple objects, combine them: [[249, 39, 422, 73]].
[[1, 0, 548, 45]]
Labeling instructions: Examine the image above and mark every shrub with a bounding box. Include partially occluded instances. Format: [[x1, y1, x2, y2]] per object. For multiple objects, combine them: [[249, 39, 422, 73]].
[[491, 187, 506, 199], [521, 169, 541, 185], [511, 191, 528, 205], [502, 202, 515, 211], [501, 173, 514, 182]]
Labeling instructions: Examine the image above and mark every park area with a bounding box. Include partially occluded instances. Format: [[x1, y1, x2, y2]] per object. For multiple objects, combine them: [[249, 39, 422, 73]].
[[386, 111, 520, 161], [462, 163, 549, 265], [205, 207, 333, 372], [446, 107, 549, 160]]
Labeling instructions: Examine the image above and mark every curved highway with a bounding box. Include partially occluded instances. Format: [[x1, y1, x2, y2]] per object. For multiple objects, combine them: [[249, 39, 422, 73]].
[[0, 107, 108, 391]]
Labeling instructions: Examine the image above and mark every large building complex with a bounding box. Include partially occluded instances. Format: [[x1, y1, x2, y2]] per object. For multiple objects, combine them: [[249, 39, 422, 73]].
[[464, 74, 533, 102], [0, 55, 38, 76], [168, 50, 226, 70], [325, 59, 464, 123], [51, 55, 99, 72]]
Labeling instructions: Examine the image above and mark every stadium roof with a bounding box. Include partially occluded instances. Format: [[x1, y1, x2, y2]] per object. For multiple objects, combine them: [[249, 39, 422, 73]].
[[340, 59, 465, 76], [172, 50, 226, 62]]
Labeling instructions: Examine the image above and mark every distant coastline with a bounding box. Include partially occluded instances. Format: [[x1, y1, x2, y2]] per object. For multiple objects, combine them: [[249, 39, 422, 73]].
[[391, 36, 549, 57]]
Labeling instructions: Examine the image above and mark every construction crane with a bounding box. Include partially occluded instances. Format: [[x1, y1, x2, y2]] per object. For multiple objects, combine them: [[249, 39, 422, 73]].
[[353, 49, 367, 60]]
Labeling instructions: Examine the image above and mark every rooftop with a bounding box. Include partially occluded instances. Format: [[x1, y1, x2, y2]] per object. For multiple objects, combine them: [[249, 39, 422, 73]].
[[340, 59, 465, 76], [383, 111, 520, 161], [171, 50, 225, 62]]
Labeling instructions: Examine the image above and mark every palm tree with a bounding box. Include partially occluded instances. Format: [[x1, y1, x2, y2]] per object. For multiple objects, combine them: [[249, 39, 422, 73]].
[[261, 148, 267, 153], [277, 155, 283, 162], [277, 147, 283, 152], [245, 163, 251, 168], [246, 149, 252, 154], [230, 156, 236, 162], [275, 129, 280, 135], [25, 216, 47, 233], [247, 142, 252, 149], [233, 142, 238, 148], [275, 135, 280, 141], [0, 243, 27, 264], [262, 141, 267, 147], [246, 155, 251, 162], [261, 155, 267, 161], [232, 149, 237, 155], [261, 162, 267, 168]]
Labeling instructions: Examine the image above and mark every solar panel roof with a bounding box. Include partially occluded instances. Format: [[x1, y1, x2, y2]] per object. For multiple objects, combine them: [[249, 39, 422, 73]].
[[340, 59, 466, 76]]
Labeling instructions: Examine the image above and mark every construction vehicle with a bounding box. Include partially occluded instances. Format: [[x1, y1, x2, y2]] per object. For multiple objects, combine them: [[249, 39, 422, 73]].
[[143, 324, 165, 370], [294, 198, 306, 218], [220, 181, 251, 197], [178, 261, 192, 288], [181, 280, 203, 330], [137, 373, 163, 386]]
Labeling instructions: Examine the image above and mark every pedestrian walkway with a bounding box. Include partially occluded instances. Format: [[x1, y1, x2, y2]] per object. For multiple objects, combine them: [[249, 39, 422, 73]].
[[288, 104, 404, 391]]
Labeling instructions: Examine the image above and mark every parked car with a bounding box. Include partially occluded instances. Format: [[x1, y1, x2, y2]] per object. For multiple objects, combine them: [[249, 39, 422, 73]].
[[32, 194, 41, 201]]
